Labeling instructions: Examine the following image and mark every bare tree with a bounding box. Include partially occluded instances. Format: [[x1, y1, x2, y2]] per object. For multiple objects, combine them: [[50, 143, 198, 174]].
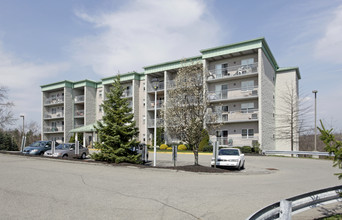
[[162, 62, 210, 165], [0, 86, 15, 128], [275, 83, 311, 152]]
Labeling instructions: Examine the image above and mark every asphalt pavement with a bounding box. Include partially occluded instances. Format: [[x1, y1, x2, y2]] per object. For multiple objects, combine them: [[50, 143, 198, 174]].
[[0, 152, 341, 220]]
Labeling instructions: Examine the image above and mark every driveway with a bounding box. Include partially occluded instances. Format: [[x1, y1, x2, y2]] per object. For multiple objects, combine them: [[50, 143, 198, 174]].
[[0, 153, 340, 219]]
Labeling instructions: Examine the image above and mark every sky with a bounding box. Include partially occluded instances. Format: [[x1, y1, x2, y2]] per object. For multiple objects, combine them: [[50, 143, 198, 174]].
[[0, 0, 341, 132]]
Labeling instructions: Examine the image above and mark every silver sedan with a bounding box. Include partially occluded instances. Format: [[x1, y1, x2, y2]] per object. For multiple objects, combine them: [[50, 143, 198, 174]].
[[44, 143, 89, 159]]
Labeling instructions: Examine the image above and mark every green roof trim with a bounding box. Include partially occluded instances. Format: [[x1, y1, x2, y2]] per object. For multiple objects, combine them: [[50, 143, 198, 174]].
[[277, 67, 301, 79], [101, 72, 142, 85], [41, 80, 73, 91], [73, 79, 97, 88], [144, 55, 202, 74], [200, 37, 279, 70]]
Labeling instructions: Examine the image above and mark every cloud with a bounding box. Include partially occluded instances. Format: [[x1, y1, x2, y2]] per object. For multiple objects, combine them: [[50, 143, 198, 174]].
[[315, 5, 342, 63], [0, 42, 69, 127], [70, 0, 221, 76]]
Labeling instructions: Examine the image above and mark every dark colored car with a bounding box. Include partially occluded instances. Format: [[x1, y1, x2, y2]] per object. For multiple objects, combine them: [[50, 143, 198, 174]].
[[23, 141, 57, 155]]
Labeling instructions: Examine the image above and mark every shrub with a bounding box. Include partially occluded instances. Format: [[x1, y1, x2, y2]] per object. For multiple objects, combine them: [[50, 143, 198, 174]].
[[167, 147, 172, 150], [199, 129, 209, 151], [240, 146, 252, 153], [160, 144, 168, 150], [202, 144, 213, 152], [178, 144, 187, 151]]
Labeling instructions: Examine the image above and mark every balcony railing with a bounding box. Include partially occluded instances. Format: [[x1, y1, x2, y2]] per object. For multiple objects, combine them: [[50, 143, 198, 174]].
[[207, 63, 258, 81], [147, 82, 165, 92], [44, 127, 64, 133], [215, 136, 258, 146], [45, 97, 64, 105], [207, 109, 258, 123], [208, 87, 258, 101], [75, 95, 84, 103], [148, 118, 164, 128], [75, 110, 84, 117], [149, 100, 164, 109], [44, 112, 64, 119], [122, 90, 133, 98], [74, 123, 84, 128]]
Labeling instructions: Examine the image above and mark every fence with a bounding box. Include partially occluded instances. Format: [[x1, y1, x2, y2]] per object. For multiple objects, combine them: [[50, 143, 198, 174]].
[[247, 185, 342, 220]]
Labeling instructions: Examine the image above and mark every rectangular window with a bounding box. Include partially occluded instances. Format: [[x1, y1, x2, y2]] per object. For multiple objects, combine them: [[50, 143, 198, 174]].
[[241, 58, 254, 66], [241, 80, 254, 91], [52, 108, 56, 114], [242, 129, 254, 138], [222, 105, 228, 112], [99, 105, 102, 112], [99, 90, 102, 97], [222, 63, 228, 76], [241, 102, 254, 113]]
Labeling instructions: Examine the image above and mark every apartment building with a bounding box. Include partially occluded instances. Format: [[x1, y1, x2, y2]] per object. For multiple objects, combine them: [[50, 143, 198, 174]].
[[41, 38, 300, 151]]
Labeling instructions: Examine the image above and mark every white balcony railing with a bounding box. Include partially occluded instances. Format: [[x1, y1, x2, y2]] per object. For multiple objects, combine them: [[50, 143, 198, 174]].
[[207, 109, 258, 123], [208, 87, 258, 101], [44, 112, 64, 119], [207, 63, 258, 81], [149, 100, 164, 109], [75, 95, 84, 103], [45, 97, 64, 105], [122, 90, 132, 98], [75, 110, 84, 117], [44, 127, 64, 133], [147, 82, 165, 92]]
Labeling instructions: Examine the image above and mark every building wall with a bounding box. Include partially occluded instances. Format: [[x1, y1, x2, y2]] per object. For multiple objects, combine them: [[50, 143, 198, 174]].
[[275, 70, 299, 151], [64, 87, 73, 142], [258, 48, 276, 150]]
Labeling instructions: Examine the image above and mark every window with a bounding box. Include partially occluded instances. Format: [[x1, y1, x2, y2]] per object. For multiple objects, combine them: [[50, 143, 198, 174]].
[[241, 80, 254, 91], [215, 63, 228, 77], [222, 105, 228, 112], [241, 102, 254, 113], [215, 84, 228, 99], [241, 58, 254, 66], [99, 90, 102, 97], [242, 129, 254, 138], [99, 105, 102, 112], [216, 130, 228, 145], [52, 108, 56, 114]]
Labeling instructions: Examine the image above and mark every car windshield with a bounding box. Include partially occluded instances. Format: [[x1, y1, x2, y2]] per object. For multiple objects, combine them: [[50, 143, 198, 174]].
[[219, 149, 239, 156], [56, 144, 70, 150], [31, 141, 46, 147]]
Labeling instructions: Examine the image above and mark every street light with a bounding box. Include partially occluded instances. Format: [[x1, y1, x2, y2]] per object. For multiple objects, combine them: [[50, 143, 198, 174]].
[[151, 77, 159, 167], [312, 90, 318, 152], [20, 114, 25, 152]]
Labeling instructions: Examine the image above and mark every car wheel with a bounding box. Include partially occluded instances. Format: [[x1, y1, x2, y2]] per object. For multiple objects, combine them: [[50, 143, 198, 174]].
[[237, 162, 241, 171], [81, 153, 86, 159], [241, 162, 245, 169], [62, 154, 68, 159]]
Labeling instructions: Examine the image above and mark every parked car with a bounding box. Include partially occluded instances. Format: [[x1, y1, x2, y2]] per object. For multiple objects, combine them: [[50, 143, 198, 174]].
[[211, 148, 245, 170], [44, 143, 88, 159], [23, 141, 56, 155]]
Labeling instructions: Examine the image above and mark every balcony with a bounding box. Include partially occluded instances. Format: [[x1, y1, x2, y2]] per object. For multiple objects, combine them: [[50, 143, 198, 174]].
[[208, 87, 258, 102], [147, 118, 164, 128], [75, 95, 84, 103], [148, 100, 164, 110], [44, 112, 64, 120], [44, 127, 64, 133], [75, 110, 84, 117], [44, 97, 64, 106], [74, 123, 84, 129], [207, 109, 258, 124], [215, 136, 259, 147], [147, 82, 165, 92], [122, 90, 132, 98], [207, 63, 258, 81]]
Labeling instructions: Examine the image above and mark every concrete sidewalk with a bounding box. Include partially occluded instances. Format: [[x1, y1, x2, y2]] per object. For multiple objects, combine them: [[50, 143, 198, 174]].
[[293, 202, 342, 220]]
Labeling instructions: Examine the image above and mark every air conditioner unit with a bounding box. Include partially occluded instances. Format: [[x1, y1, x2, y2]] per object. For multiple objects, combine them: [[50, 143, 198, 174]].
[[251, 113, 258, 119], [252, 90, 258, 95]]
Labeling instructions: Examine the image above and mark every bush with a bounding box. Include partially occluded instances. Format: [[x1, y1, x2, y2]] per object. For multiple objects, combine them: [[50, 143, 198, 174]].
[[240, 146, 252, 153], [160, 144, 168, 150], [202, 145, 213, 152], [167, 147, 172, 150], [178, 144, 187, 151]]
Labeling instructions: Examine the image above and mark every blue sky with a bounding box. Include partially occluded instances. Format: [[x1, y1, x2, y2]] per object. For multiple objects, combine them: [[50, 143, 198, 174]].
[[0, 0, 341, 132]]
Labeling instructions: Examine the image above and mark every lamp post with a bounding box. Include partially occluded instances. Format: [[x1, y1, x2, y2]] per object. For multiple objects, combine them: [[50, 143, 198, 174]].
[[312, 90, 318, 152], [20, 114, 25, 152], [151, 77, 159, 167]]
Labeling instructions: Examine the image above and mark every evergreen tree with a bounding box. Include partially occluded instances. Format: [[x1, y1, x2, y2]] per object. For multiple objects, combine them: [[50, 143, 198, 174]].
[[91, 75, 140, 163]]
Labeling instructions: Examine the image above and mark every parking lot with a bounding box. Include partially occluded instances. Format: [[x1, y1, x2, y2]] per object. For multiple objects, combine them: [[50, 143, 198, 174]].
[[0, 152, 341, 219]]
